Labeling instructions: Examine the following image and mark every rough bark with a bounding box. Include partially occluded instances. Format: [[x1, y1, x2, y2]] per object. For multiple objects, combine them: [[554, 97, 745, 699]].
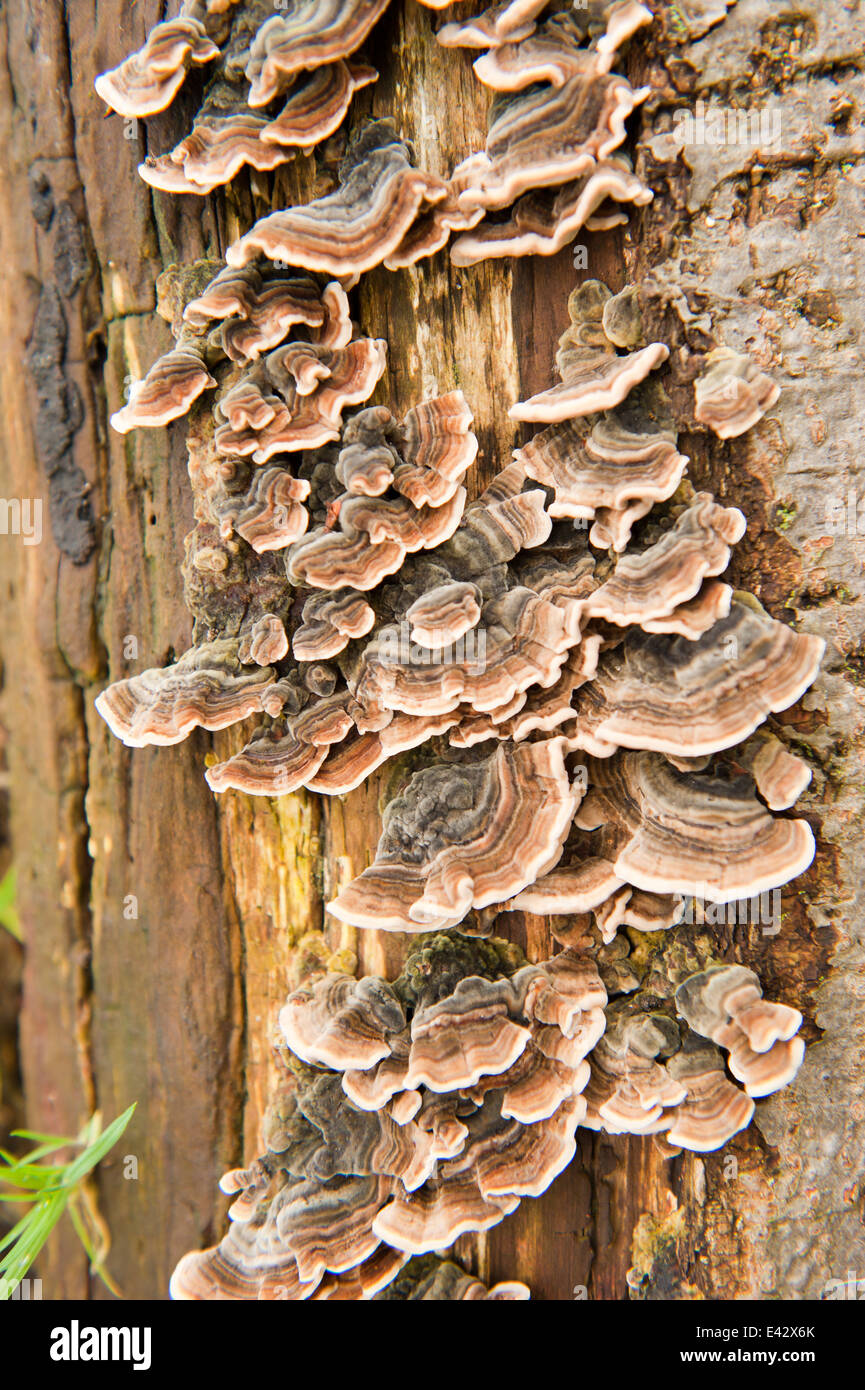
[[0, 0, 861, 1301]]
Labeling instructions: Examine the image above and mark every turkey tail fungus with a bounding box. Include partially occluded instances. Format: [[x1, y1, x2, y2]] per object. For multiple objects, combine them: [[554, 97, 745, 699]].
[[0, 0, 833, 1303]]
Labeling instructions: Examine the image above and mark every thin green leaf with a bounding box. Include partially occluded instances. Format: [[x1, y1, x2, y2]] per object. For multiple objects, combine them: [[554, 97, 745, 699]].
[[0, 867, 21, 941], [0, 1160, 60, 1190], [10, 1130, 77, 1146], [0, 1103, 135, 1300], [0, 1191, 67, 1296], [0, 1207, 38, 1258], [61, 1104, 136, 1188]]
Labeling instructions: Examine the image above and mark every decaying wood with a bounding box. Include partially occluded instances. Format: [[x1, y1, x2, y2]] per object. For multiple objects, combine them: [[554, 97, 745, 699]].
[[0, 0, 862, 1300]]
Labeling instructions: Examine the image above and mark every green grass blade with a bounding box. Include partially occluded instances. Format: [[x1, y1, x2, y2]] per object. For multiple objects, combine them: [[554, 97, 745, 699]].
[[0, 1103, 135, 1299], [0, 867, 21, 941], [0, 1192, 67, 1296], [60, 1104, 136, 1188], [10, 1130, 77, 1146]]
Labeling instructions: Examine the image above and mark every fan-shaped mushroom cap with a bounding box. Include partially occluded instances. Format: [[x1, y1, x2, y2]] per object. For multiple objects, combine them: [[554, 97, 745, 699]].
[[205, 691, 355, 794], [726, 1035, 806, 1098], [406, 979, 533, 1091], [311, 1246, 411, 1300], [268, 1066, 473, 1193], [243, 1, 389, 106], [436, 486, 552, 582], [574, 751, 816, 904], [138, 94, 297, 196], [449, 634, 601, 749], [293, 591, 376, 660], [215, 465, 311, 552], [581, 496, 745, 627], [286, 487, 467, 591], [305, 713, 462, 795], [95, 16, 219, 118], [464, 1043, 590, 1123], [395, 392, 479, 506], [272, 1173, 392, 1283], [641, 581, 733, 640], [511, 282, 669, 422], [452, 1093, 585, 1199], [736, 731, 812, 811], [206, 706, 457, 798], [620, 887, 685, 931], [472, 14, 604, 90], [451, 69, 648, 215], [352, 583, 583, 722], [169, 1222, 318, 1301], [516, 409, 687, 551], [383, 189, 485, 270], [280, 974, 405, 1071], [583, 1010, 687, 1135], [663, 1041, 756, 1151], [510, 855, 625, 915], [283, 399, 476, 591], [214, 338, 388, 460], [185, 269, 352, 361], [226, 124, 448, 276], [328, 738, 579, 931], [436, 0, 550, 49], [94, 639, 277, 748], [675, 964, 804, 1098], [437, 0, 652, 52], [451, 159, 652, 265], [570, 599, 825, 758], [695, 347, 780, 439], [238, 613, 289, 666], [371, 1089, 585, 1256], [372, 1175, 519, 1252], [170, 1161, 399, 1300], [110, 347, 216, 433], [406, 583, 483, 648], [260, 60, 378, 146]]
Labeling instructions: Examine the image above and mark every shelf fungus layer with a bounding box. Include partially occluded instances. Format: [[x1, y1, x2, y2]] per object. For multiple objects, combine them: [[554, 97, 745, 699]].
[[172, 933, 605, 1295], [95, 1, 384, 197], [95, 239, 820, 1298]]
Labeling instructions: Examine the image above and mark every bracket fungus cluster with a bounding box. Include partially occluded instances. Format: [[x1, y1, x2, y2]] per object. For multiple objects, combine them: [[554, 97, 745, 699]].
[[444, 2, 655, 266], [171, 933, 604, 1297], [95, 0, 386, 196], [95, 0, 818, 1301], [107, 2, 658, 274]]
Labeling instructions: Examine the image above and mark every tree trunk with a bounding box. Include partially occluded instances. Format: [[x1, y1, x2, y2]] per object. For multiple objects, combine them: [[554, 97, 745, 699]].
[[0, 0, 862, 1301]]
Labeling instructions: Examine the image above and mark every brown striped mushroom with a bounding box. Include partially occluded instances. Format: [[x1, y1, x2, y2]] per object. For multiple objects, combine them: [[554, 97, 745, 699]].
[[93, 639, 280, 748], [242, 0, 390, 106], [227, 123, 450, 276], [695, 347, 780, 439], [184, 268, 352, 359], [515, 401, 688, 551], [327, 739, 580, 931], [569, 598, 825, 758], [95, 14, 221, 118], [571, 751, 816, 905], [675, 965, 805, 1098], [213, 339, 388, 459], [510, 282, 669, 422], [451, 159, 652, 265], [110, 346, 216, 433]]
